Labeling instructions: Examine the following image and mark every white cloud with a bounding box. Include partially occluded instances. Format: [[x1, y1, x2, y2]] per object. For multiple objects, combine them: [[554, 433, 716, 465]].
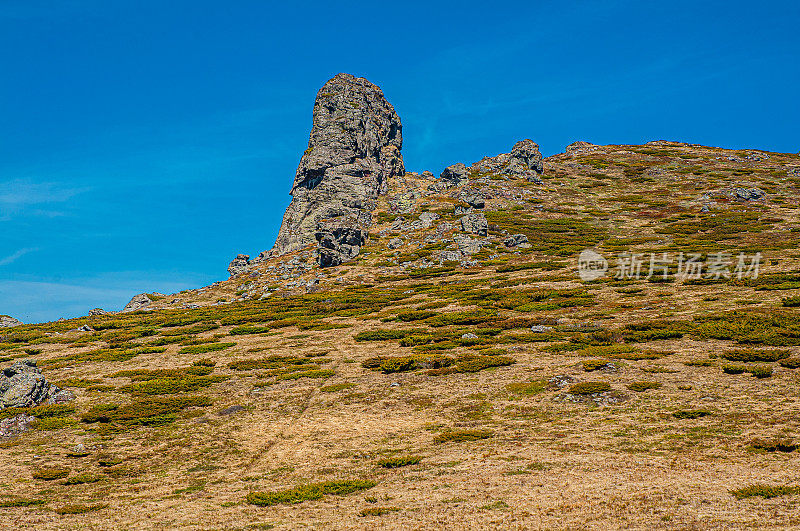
[[0, 247, 37, 266]]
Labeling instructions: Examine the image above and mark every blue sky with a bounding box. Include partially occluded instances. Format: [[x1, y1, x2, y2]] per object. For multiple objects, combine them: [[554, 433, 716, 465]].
[[1, 0, 798, 323]]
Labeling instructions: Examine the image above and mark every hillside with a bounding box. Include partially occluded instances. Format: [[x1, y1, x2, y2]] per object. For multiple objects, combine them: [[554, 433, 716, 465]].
[[2, 75, 800, 529]]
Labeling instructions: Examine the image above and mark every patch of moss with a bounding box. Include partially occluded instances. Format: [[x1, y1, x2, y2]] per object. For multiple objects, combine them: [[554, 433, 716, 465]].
[[32, 467, 70, 481], [246, 480, 376, 506], [54, 503, 108, 514], [569, 382, 611, 395], [730, 484, 799, 499], [434, 429, 494, 444], [376, 455, 422, 468], [627, 381, 662, 392]]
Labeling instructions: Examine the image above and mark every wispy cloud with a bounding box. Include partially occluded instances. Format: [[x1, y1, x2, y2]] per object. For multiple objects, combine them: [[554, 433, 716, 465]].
[[0, 247, 37, 266], [0, 180, 89, 206]]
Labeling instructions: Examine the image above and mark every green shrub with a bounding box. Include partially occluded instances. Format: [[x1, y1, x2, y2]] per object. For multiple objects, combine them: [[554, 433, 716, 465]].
[[54, 503, 108, 514], [627, 381, 662, 392], [0, 497, 46, 507], [749, 438, 797, 453], [721, 349, 790, 362], [121, 375, 227, 395], [354, 330, 409, 341], [246, 480, 376, 506], [582, 359, 610, 371], [320, 383, 355, 393], [36, 417, 76, 430], [730, 484, 799, 499], [277, 369, 335, 380], [81, 396, 212, 428], [722, 364, 747, 374], [672, 409, 711, 419], [749, 365, 773, 378], [434, 429, 494, 444], [569, 382, 611, 395], [453, 355, 514, 373], [32, 467, 70, 481], [377, 455, 422, 468], [230, 325, 273, 335], [178, 342, 235, 355], [228, 355, 316, 371], [28, 403, 75, 418], [781, 296, 800, 307], [63, 473, 103, 485], [379, 357, 417, 373], [506, 380, 547, 396], [360, 506, 401, 517], [780, 358, 800, 369]]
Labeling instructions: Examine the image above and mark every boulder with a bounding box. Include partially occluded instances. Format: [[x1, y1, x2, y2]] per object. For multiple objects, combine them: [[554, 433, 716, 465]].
[[273, 73, 403, 258], [87, 308, 107, 316], [0, 315, 22, 328], [228, 254, 251, 276], [388, 237, 404, 249], [733, 187, 765, 201], [504, 234, 529, 247], [460, 212, 488, 236], [440, 163, 469, 183], [0, 414, 35, 439], [0, 360, 51, 409], [315, 225, 366, 267], [122, 293, 152, 313], [460, 190, 485, 209]]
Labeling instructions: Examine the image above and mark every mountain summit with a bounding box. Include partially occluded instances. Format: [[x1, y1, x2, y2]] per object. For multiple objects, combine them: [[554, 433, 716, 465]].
[[272, 73, 404, 265]]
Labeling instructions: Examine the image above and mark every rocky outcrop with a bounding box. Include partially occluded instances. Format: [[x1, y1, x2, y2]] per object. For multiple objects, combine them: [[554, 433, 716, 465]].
[[439, 139, 544, 187], [0, 315, 22, 328], [122, 293, 152, 313], [228, 254, 251, 276], [0, 360, 73, 410], [460, 212, 488, 236], [273, 73, 404, 266], [88, 308, 107, 316]]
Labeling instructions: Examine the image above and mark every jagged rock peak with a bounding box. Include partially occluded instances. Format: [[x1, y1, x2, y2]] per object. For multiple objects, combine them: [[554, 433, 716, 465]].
[[273, 73, 404, 259]]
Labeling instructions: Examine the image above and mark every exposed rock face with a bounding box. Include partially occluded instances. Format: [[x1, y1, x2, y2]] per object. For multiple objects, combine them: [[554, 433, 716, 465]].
[[88, 308, 107, 316], [460, 212, 488, 236], [273, 73, 404, 265], [0, 315, 22, 328], [228, 254, 251, 276], [0, 360, 72, 410], [122, 293, 152, 313]]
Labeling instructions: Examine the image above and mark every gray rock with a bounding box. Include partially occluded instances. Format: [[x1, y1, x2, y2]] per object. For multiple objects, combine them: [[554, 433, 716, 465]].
[[418, 212, 440, 226], [565, 140, 599, 155], [228, 254, 251, 276], [76, 325, 93, 332], [460, 190, 485, 209], [0, 363, 49, 409], [87, 308, 107, 316], [508, 139, 544, 174], [530, 325, 554, 333], [0, 315, 22, 328], [460, 212, 488, 236], [0, 413, 35, 439], [273, 73, 403, 258], [733, 187, 765, 201], [388, 237, 404, 249], [441, 163, 469, 183], [461, 333, 479, 340], [122, 293, 152, 313], [504, 234, 529, 247], [315, 225, 365, 267]]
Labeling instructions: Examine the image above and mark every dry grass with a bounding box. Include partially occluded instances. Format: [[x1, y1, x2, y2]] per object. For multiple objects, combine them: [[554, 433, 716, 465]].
[[3, 142, 800, 528]]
